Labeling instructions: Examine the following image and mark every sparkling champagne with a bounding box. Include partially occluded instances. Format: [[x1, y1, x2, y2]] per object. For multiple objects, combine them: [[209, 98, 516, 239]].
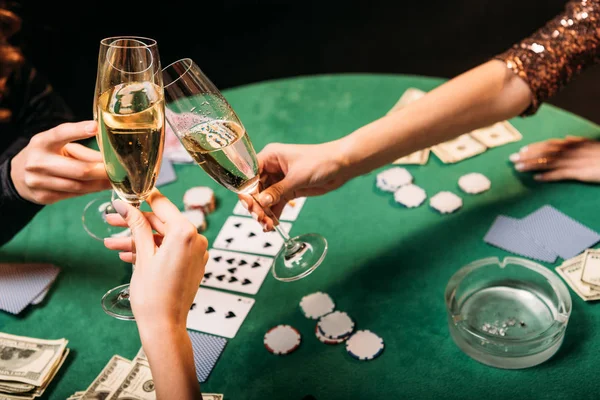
[[179, 120, 259, 193], [97, 82, 165, 203]]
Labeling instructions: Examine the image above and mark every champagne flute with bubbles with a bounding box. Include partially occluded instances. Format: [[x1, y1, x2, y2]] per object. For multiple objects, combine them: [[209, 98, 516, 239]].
[[162, 59, 327, 282], [95, 36, 165, 319]]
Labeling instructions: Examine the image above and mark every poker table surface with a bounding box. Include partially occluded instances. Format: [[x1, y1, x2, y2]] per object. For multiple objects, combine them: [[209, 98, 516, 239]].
[[1, 74, 600, 400]]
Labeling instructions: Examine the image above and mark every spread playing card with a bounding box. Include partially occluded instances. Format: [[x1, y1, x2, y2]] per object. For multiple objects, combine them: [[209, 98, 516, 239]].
[[0, 263, 60, 314], [202, 249, 273, 295], [469, 122, 522, 148], [432, 134, 487, 164], [213, 216, 292, 256], [188, 330, 227, 383], [232, 197, 306, 221], [155, 158, 177, 187], [392, 148, 430, 165], [187, 287, 255, 338]]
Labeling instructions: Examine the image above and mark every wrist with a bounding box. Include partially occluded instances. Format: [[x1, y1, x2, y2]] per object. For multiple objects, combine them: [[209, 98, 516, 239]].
[[334, 135, 363, 180], [137, 317, 187, 343]]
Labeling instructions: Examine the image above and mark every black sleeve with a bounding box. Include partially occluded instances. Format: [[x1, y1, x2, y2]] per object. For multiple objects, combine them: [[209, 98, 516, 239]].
[[0, 63, 74, 246]]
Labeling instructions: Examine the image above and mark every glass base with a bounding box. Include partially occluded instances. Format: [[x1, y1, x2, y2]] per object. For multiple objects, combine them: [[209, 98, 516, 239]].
[[82, 195, 128, 241], [101, 283, 135, 320], [272, 233, 328, 282]]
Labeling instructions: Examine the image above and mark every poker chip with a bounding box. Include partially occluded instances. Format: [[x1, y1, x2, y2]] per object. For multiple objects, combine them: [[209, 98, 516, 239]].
[[429, 191, 462, 214], [376, 167, 413, 192], [393, 184, 427, 208], [264, 325, 301, 355], [183, 187, 216, 214], [315, 324, 346, 345], [182, 209, 207, 232], [345, 330, 384, 361], [458, 173, 491, 194], [317, 311, 355, 339], [299, 292, 335, 319]]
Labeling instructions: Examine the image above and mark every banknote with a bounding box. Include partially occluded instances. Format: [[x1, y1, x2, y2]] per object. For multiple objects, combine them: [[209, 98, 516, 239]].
[[108, 360, 155, 400], [202, 394, 224, 400], [556, 254, 600, 301], [0, 332, 67, 387], [580, 249, 600, 289], [81, 355, 132, 400]]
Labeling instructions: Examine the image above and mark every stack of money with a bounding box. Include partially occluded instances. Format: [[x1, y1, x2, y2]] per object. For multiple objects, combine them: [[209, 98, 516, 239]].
[[67, 348, 223, 400], [0, 332, 69, 399], [556, 249, 600, 301]]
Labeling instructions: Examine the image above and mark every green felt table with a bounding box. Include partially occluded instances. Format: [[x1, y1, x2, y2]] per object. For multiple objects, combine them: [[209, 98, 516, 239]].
[[1, 74, 600, 400]]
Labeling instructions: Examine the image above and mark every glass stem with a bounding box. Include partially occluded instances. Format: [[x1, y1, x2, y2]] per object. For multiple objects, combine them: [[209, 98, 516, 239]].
[[250, 194, 304, 255], [119, 200, 141, 301]]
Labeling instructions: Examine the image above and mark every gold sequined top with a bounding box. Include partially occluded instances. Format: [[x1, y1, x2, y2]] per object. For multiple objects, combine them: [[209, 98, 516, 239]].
[[496, 0, 600, 115]]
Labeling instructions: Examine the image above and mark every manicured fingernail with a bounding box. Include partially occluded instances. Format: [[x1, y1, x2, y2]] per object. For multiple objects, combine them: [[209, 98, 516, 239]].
[[509, 153, 520, 162], [520, 145, 528, 152], [251, 212, 259, 221], [258, 193, 273, 207], [85, 121, 97, 133], [534, 174, 543, 181], [112, 200, 128, 218], [515, 163, 525, 171], [240, 200, 249, 210]]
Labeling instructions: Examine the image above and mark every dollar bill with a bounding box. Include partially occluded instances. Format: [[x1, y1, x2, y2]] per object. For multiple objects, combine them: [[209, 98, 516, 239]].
[[0, 394, 35, 400], [81, 355, 132, 400], [134, 347, 147, 363], [556, 254, 600, 301], [32, 348, 70, 397], [202, 394, 224, 400], [108, 360, 155, 400], [0, 333, 68, 387], [580, 249, 600, 289]]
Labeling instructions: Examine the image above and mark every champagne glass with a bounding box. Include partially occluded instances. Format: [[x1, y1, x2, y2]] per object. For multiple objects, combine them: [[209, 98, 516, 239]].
[[82, 191, 127, 240], [95, 37, 165, 319], [162, 59, 327, 282]]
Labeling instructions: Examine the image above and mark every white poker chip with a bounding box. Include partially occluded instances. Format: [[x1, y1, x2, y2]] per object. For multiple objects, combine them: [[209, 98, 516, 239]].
[[183, 187, 216, 213], [300, 292, 335, 319], [458, 172, 491, 194], [346, 330, 384, 361], [393, 184, 427, 208], [315, 324, 345, 345], [376, 167, 413, 192], [317, 311, 355, 339], [264, 325, 301, 355], [182, 209, 207, 232], [429, 191, 462, 214]]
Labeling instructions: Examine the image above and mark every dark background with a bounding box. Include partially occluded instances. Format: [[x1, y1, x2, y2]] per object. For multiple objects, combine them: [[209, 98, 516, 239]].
[[12, 0, 600, 124]]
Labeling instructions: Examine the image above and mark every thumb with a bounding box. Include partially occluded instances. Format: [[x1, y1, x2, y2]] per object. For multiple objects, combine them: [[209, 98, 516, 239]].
[[112, 200, 155, 258], [257, 178, 295, 208]]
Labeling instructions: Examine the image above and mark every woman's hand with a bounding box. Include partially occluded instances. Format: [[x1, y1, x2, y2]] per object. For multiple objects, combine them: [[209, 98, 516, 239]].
[[239, 141, 349, 230], [510, 136, 600, 183], [103, 189, 208, 328], [10, 121, 111, 204]]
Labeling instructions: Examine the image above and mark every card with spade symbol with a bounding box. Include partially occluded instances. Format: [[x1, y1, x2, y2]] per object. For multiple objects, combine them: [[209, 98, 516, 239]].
[[202, 249, 273, 295], [187, 287, 255, 338], [213, 216, 292, 256]]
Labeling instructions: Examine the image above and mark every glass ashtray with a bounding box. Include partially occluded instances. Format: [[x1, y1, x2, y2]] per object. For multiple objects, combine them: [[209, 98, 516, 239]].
[[445, 256, 571, 369]]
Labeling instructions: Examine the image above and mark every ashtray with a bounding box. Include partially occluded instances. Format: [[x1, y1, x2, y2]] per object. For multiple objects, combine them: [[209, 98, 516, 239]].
[[445, 256, 571, 369]]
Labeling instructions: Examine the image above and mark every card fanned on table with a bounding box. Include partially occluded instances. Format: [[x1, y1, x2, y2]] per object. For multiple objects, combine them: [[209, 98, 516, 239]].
[[187, 287, 255, 339], [387, 87, 523, 165], [188, 330, 228, 383], [0, 263, 60, 314], [484, 205, 600, 263], [233, 197, 306, 221]]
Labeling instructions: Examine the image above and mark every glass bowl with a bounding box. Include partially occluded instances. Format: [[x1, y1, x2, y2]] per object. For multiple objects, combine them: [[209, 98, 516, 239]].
[[445, 256, 571, 369]]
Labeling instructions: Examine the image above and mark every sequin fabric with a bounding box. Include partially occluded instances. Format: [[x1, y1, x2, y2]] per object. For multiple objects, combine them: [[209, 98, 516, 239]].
[[496, 0, 600, 115]]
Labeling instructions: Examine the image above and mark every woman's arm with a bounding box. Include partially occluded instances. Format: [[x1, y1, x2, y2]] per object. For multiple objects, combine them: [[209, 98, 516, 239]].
[[338, 60, 532, 176]]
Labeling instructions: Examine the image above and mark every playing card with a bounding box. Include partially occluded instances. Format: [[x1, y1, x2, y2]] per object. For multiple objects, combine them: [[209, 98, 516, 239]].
[[386, 87, 426, 115], [232, 197, 307, 222], [470, 122, 522, 148], [202, 249, 273, 295], [213, 216, 292, 256], [155, 158, 177, 187], [392, 149, 430, 165], [517, 205, 600, 259], [432, 134, 487, 164], [187, 287, 255, 338], [0, 263, 60, 314], [30, 286, 50, 305], [483, 216, 558, 263], [164, 118, 194, 164], [187, 330, 227, 383]]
